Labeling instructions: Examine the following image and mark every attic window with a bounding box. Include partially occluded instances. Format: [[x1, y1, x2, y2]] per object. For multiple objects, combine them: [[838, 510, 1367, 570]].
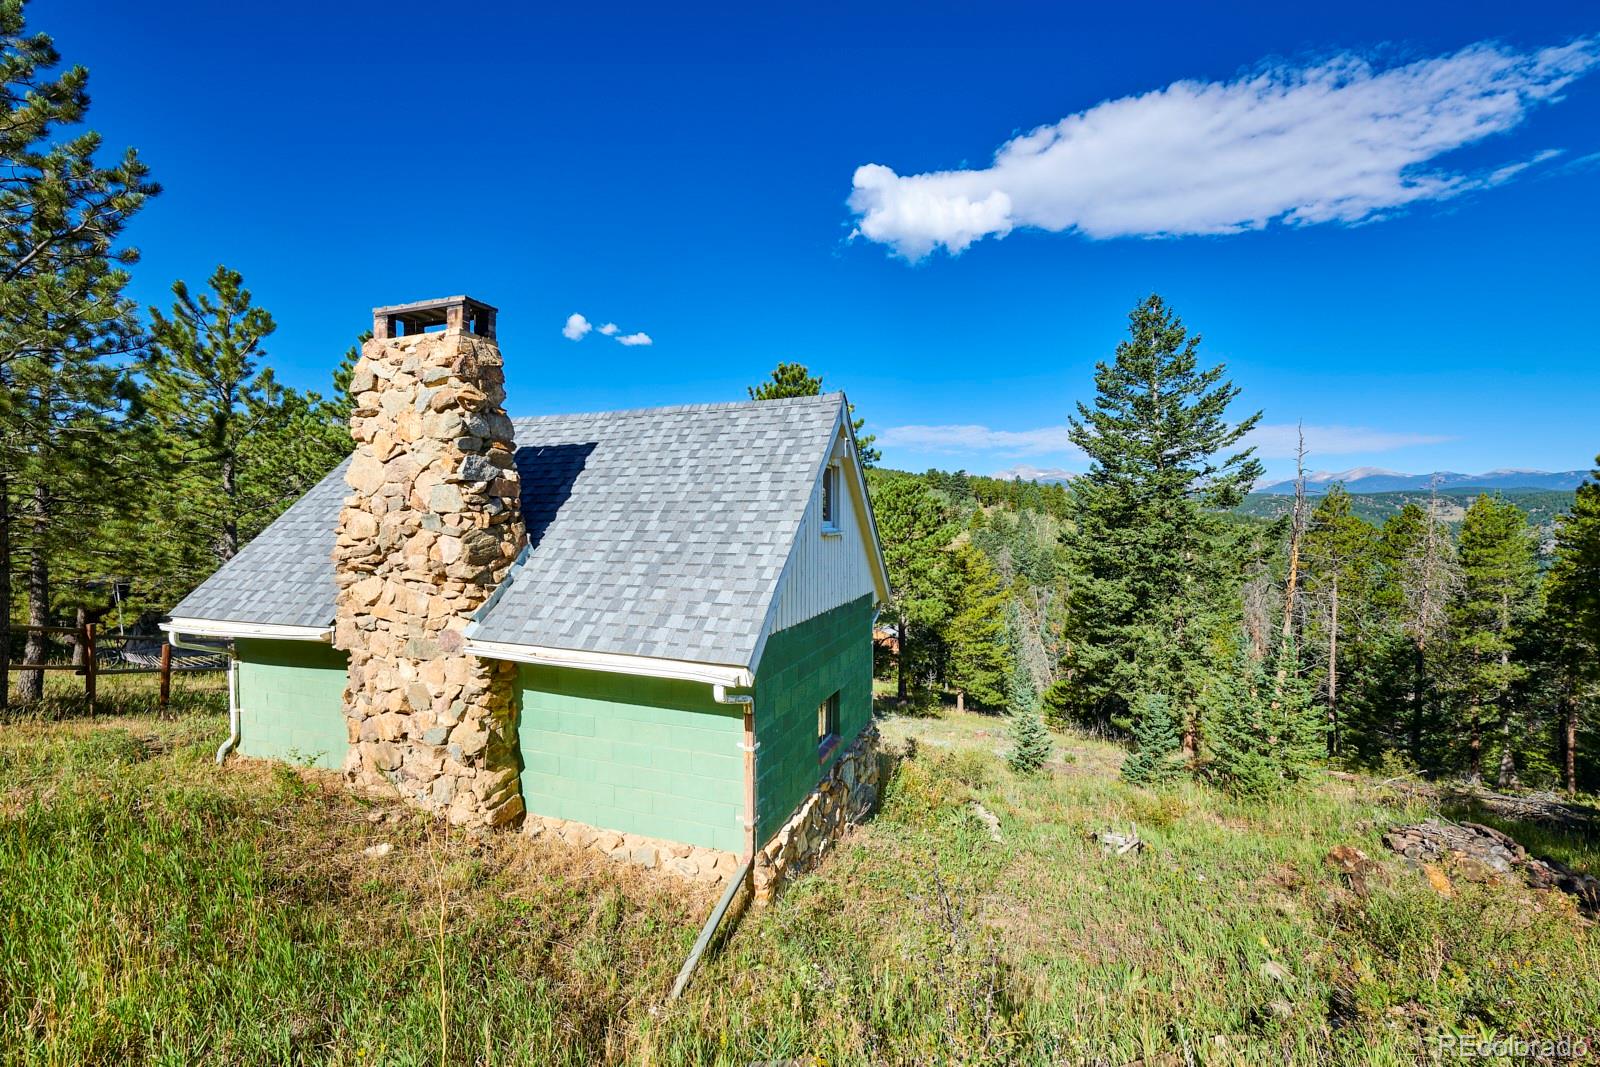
[[821, 464, 840, 533]]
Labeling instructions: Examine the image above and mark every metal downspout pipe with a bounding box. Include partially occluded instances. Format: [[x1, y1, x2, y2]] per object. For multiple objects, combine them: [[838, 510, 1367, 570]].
[[668, 682, 758, 1001], [167, 629, 240, 765]]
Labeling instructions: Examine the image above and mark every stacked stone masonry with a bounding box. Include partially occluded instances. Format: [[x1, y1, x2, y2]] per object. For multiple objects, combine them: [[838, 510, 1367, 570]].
[[754, 724, 879, 903], [523, 814, 742, 887], [332, 329, 527, 828]]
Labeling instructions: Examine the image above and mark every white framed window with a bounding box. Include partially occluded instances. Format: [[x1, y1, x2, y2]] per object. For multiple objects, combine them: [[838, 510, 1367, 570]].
[[817, 691, 841, 758], [821, 464, 840, 533]]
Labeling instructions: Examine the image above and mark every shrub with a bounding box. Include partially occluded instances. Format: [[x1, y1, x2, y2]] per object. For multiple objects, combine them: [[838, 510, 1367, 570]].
[[1007, 708, 1052, 775], [1121, 692, 1184, 785]]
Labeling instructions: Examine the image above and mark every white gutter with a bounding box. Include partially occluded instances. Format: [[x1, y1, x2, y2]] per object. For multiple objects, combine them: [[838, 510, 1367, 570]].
[[464, 637, 753, 688], [162, 618, 333, 643]]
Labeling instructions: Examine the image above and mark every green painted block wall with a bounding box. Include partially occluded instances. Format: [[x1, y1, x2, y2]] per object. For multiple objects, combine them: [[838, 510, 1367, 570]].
[[235, 639, 350, 770], [753, 594, 875, 844], [517, 665, 747, 854]]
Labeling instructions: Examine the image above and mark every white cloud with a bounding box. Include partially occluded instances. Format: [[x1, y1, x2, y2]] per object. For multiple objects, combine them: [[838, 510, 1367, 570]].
[[990, 464, 1077, 483], [561, 313, 592, 341], [849, 37, 1599, 259], [877, 423, 1076, 456], [565, 314, 655, 345], [878, 420, 1448, 465], [1243, 423, 1454, 459]]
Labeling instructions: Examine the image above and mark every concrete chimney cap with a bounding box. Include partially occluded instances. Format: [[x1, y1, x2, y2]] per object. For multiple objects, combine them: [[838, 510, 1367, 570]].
[[373, 295, 498, 340]]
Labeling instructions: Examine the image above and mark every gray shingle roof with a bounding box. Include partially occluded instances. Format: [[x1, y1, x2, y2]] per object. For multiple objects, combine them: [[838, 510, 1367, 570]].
[[169, 457, 350, 628], [169, 394, 846, 668]]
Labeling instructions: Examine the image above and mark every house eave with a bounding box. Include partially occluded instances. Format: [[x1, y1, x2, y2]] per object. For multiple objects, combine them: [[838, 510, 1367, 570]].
[[463, 637, 753, 688], [161, 617, 334, 643]]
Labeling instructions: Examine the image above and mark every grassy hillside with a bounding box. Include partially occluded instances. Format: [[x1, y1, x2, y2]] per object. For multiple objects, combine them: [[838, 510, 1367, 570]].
[[1235, 488, 1576, 530], [3, 697, 1597, 1064]]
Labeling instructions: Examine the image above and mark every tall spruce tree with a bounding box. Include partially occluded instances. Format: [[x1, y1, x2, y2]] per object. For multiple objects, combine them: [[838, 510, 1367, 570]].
[[748, 360, 879, 465], [944, 541, 1010, 710], [1122, 692, 1184, 785], [1547, 457, 1600, 793], [1301, 486, 1380, 757], [1449, 495, 1541, 785], [1063, 295, 1263, 758], [869, 471, 954, 703], [0, 0, 156, 701], [141, 266, 279, 575], [1204, 644, 1277, 796]]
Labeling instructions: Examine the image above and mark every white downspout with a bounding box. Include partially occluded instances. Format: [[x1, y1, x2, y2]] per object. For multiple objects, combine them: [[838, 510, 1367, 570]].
[[168, 629, 240, 765], [713, 683, 757, 861]]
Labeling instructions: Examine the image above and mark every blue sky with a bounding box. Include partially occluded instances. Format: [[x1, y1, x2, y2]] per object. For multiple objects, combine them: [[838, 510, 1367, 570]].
[[39, 0, 1600, 482]]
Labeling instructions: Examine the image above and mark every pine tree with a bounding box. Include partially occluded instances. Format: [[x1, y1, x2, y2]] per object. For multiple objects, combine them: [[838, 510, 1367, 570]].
[[869, 470, 955, 702], [1301, 486, 1381, 757], [945, 542, 1010, 710], [1547, 457, 1600, 793], [1376, 500, 1458, 765], [1063, 295, 1263, 756], [142, 266, 279, 568], [748, 360, 879, 464], [1204, 646, 1277, 796], [137, 268, 353, 606], [1122, 692, 1184, 785], [1449, 494, 1540, 785], [1269, 632, 1324, 781], [1008, 703, 1052, 775], [0, 2, 157, 702]]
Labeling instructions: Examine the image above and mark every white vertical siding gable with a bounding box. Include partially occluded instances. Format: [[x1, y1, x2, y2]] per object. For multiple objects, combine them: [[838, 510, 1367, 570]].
[[768, 421, 878, 633]]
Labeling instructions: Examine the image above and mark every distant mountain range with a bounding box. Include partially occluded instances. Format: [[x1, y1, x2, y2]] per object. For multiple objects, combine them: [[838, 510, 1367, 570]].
[[1253, 468, 1591, 496]]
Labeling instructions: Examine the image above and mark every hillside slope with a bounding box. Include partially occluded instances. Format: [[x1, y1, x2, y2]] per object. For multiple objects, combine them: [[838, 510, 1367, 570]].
[[4, 699, 1597, 1063]]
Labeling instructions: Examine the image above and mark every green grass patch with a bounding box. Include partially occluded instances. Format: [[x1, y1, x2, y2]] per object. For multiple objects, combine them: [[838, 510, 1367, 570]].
[[3, 703, 1597, 1064]]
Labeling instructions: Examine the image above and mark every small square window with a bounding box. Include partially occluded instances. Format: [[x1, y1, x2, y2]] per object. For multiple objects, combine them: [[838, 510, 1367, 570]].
[[821, 464, 840, 532], [817, 691, 841, 758]]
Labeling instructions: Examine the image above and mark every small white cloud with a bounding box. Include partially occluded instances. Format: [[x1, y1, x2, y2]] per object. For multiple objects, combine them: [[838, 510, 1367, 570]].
[[562, 313, 592, 341], [615, 332, 653, 347], [877, 423, 1076, 457], [849, 37, 1600, 259], [598, 322, 620, 336]]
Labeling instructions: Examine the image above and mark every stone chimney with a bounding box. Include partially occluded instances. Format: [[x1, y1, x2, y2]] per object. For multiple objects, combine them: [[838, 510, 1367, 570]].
[[332, 296, 525, 827]]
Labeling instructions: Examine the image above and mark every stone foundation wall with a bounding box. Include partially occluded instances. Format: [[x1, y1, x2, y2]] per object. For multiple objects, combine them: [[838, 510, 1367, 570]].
[[332, 329, 527, 828], [524, 814, 740, 887], [753, 724, 879, 903]]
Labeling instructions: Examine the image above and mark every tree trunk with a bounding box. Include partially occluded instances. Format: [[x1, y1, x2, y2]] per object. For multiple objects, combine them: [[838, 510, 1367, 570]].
[[1494, 645, 1517, 790], [896, 617, 908, 704], [955, 690, 965, 713], [0, 463, 9, 713], [18, 488, 48, 702], [1326, 575, 1339, 756], [1564, 689, 1579, 795], [1408, 638, 1426, 764], [1466, 713, 1483, 784], [220, 454, 239, 561], [1495, 706, 1520, 791]]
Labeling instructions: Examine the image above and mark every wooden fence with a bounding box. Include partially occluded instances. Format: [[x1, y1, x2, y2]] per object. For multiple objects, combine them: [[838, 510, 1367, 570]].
[[0, 623, 226, 712]]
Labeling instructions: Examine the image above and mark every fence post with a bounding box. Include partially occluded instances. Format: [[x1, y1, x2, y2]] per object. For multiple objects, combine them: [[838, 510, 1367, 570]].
[[159, 640, 172, 710], [83, 622, 96, 713]]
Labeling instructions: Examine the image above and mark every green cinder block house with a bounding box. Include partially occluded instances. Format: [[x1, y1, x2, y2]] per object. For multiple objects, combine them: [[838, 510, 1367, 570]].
[[164, 296, 889, 890]]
